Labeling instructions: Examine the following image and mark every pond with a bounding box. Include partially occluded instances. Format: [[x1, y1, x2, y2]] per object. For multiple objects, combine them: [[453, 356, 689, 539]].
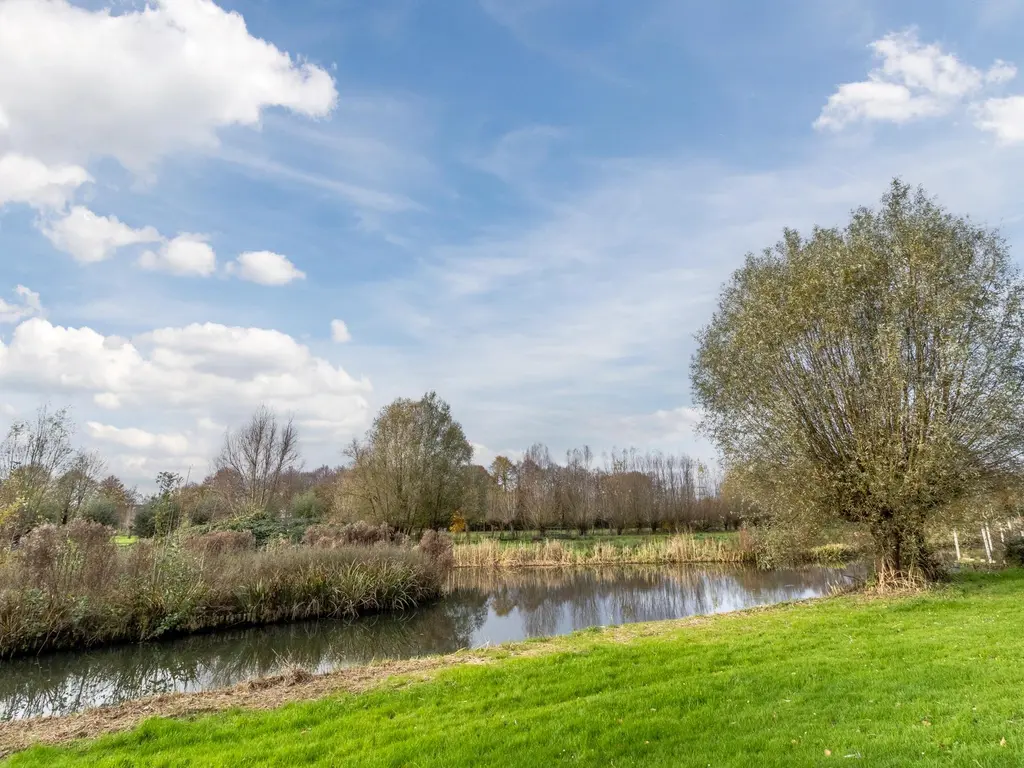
[[0, 564, 858, 720]]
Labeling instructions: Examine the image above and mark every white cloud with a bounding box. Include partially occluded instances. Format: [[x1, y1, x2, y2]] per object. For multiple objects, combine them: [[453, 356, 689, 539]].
[[815, 30, 1015, 130], [139, 235, 217, 277], [227, 251, 306, 285], [86, 422, 191, 456], [0, 0, 338, 170], [330, 319, 352, 343], [0, 153, 89, 209], [41, 206, 162, 264], [0, 285, 43, 324], [0, 318, 371, 433], [974, 96, 1024, 143]]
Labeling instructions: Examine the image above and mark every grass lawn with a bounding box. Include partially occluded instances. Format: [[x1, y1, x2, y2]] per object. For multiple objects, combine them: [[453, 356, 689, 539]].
[[111, 535, 138, 547], [7, 570, 1024, 767]]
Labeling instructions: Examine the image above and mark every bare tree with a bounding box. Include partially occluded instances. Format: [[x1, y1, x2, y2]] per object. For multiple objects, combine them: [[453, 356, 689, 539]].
[[0, 405, 76, 529], [217, 405, 301, 512]]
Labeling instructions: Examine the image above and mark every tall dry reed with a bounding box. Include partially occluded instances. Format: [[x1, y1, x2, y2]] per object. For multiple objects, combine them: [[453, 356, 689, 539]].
[[0, 522, 446, 658], [453, 535, 754, 568]]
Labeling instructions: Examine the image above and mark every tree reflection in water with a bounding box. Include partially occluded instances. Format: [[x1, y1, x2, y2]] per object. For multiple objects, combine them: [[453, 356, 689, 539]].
[[1, 564, 856, 720]]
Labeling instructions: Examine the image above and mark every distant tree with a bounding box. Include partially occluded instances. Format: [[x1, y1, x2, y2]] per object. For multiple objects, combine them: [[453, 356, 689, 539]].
[[692, 180, 1024, 578], [343, 392, 473, 532], [518, 444, 555, 533], [53, 451, 106, 524], [216, 405, 301, 512], [97, 475, 138, 528], [461, 464, 491, 530], [0, 405, 76, 530], [487, 456, 520, 533]]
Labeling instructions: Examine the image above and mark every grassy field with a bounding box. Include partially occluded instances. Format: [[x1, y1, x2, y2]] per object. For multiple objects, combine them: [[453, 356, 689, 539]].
[[5, 569, 1024, 766]]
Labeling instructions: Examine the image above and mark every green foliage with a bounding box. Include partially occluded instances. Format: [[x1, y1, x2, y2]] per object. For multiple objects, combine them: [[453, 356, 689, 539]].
[[131, 502, 157, 538], [10, 571, 1024, 766], [344, 392, 474, 531], [80, 497, 119, 528], [1004, 533, 1024, 566], [289, 489, 327, 522], [693, 180, 1024, 577]]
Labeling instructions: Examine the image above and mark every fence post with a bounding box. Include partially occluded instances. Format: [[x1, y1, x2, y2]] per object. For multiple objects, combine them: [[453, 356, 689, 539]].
[[983, 525, 994, 564], [953, 530, 961, 562]]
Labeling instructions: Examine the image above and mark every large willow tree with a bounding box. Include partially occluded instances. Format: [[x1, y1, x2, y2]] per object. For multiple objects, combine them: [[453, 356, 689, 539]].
[[692, 181, 1024, 577]]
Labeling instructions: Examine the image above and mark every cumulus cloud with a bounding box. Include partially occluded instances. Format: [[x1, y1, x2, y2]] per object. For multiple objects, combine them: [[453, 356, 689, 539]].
[[0, 0, 338, 170], [41, 206, 162, 263], [974, 96, 1024, 143], [0, 285, 43, 324], [815, 30, 1015, 130], [139, 235, 217, 276], [0, 153, 89, 209], [86, 422, 191, 456], [227, 251, 306, 285], [0, 318, 371, 431], [330, 319, 352, 343]]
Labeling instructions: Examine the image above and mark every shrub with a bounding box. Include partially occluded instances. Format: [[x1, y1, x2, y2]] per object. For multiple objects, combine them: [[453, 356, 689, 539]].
[[809, 543, 859, 567], [81, 497, 119, 529], [220, 512, 295, 547], [1005, 533, 1024, 567], [303, 521, 409, 549], [184, 530, 256, 557], [132, 502, 158, 538], [418, 529, 454, 571], [290, 490, 327, 521]]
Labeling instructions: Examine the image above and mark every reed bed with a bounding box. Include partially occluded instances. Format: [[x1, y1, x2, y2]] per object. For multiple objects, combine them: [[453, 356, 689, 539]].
[[0, 522, 446, 659], [453, 534, 755, 568]]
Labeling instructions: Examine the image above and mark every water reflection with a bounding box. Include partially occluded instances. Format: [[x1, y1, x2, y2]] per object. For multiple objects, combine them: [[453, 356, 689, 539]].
[[0, 565, 856, 720]]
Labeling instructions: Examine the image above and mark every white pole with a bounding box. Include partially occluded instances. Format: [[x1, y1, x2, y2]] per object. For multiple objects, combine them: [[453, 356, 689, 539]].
[[1000, 524, 1005, 545], [984, 525, 994, 564], [953, 530, 961, 562]]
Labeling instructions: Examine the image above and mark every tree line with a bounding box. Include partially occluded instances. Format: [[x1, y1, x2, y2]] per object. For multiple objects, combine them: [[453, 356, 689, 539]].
[[0, 394, 738, 545]]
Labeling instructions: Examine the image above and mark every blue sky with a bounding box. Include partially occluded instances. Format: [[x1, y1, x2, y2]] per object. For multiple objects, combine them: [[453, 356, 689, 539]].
[[3, 0, 1024, 487]]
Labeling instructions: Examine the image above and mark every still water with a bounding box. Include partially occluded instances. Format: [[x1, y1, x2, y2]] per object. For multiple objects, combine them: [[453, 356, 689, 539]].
[[0, 564, 856, 720]]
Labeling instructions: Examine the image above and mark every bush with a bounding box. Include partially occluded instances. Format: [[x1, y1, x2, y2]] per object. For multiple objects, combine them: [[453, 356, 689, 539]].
[[290, 490, 328, 522], [304, 521, 409, 549], [81, 497, 120, 529], [418, 529, 454, 571], [132, 502, 157, 538], [184, 530, 256, 556], [219, 512, 296, 547], [1005, 533, 1024, 566], [809, 543, 859, 567]]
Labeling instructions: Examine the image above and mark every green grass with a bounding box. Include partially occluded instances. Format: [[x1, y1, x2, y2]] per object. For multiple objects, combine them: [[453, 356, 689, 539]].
[[111, 535, 137, 547], [8, 570, 1024, 767]]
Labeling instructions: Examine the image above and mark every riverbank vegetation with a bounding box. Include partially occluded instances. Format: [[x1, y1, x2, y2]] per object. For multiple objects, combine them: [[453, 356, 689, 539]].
[[0, 521, 447, 659], [453, 533, 755, 567], [5, 569, 1024, 765]]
